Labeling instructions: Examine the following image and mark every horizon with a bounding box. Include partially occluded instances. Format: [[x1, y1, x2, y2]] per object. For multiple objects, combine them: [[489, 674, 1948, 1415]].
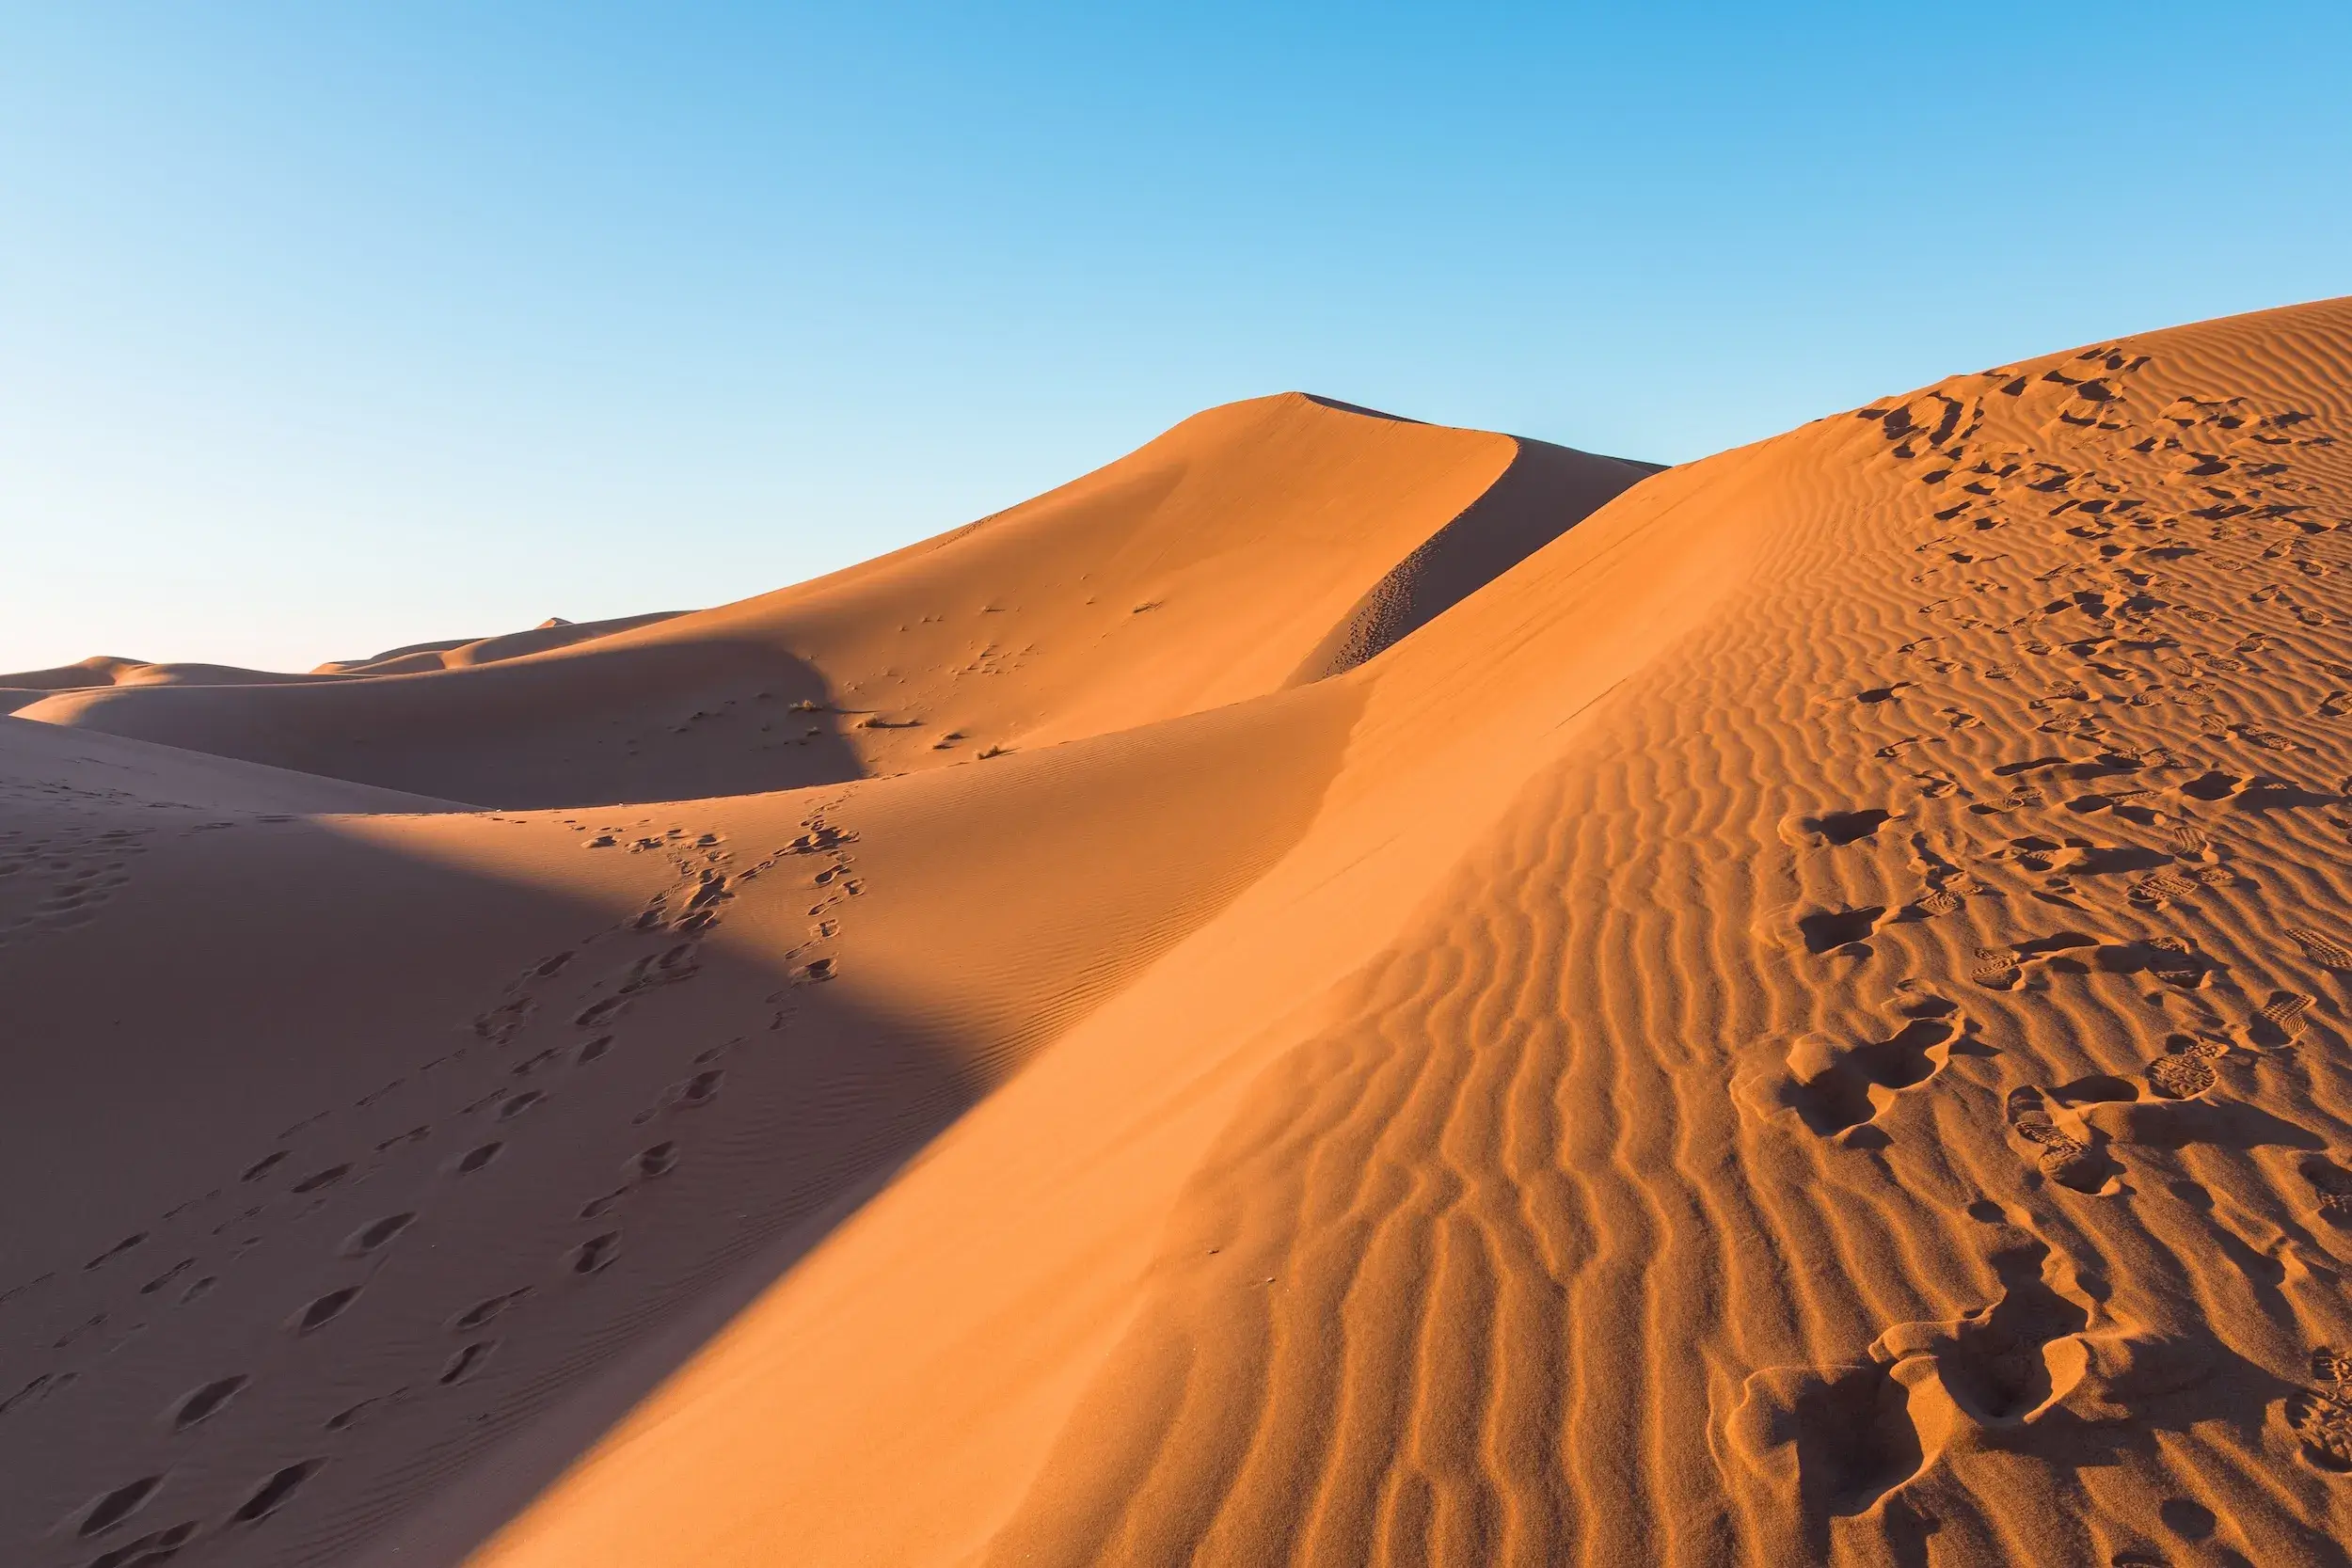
[[6, 2, 2349, 672]]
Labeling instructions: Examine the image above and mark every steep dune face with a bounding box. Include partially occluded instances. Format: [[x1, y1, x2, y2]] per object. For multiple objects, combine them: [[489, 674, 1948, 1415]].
[[18, 395, 1654, 808], [10, 299, 2352, 1568], [1286, 431, 1667, 682]]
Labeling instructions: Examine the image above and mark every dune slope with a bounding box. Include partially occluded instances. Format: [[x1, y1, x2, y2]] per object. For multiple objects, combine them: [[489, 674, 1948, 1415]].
[[17, 394, 1653, 807], [470, 297, 2352, 1568], [0, 685, 1366, 1568], [8, 299, 2352, 1568]]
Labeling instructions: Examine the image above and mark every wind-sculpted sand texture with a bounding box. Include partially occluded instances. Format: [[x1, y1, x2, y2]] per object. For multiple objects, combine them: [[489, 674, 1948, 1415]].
[[955, 300, 2352, 1568], [8, 299, 2352, 1567]]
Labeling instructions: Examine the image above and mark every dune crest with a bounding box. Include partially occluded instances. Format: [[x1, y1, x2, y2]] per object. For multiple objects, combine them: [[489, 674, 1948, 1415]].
[[16, 393, 1653, 807], [8, 302, 2352, 1567]]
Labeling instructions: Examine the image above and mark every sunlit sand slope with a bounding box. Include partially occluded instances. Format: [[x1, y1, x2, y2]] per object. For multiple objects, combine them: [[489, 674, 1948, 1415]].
[[473, 298, 2352, 1568]]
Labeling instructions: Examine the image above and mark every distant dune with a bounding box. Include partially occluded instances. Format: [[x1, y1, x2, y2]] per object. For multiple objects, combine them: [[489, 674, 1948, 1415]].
[[10, 395, 1652, 807], [6, 302, 2352, 1568]]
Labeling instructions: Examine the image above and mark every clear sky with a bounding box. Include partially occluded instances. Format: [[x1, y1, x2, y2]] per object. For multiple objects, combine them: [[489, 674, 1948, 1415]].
[[4, 4, 2347, 673]]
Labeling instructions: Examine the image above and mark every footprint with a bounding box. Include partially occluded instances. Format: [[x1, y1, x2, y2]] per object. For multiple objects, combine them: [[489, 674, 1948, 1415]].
[[340, 1213, 416, 1257], [1781, 808, 1897, 847], [495, 1091, 546, 1122], [450, 1289, 532, 1332], [1724, 1360, 1923, 1520], [451, 1142, 502, 1175], [325, 1392, 403, 1433], [575, 997, 628, 1029], [138, 1259, 195, 1297], [2254, 990, 2316, 1045], [1796, 907, 1886, 955], [87, 1521, 199, 1568], [2049, 1074, 2140, 1108], [289, 1287, 361, 1335], [2288, 927, 2352, 970], [1782, 1011, 1960, 1137], [2141, 936, 2209, 990], [672, 1070, 723, 1109], [2147, 1053, 2217, 1101], [1915, 887, 1963, 917], [76, 1475, 166, 1538], [240, 1150, 291, 1183], [2128, 871, 2201, 910], [1973, 947, 2023, 990], [169, 1373, 249, 1432], [633, 1141, 679, 1179], [230, 1459, 324, 1524], [473, 998, 534, 1044], [2303, 1158, 2352, 1222], [437, 1340, 497, 1386], [2286, 1349, 2352, 1473], [569, 1232, 621, 1275], [291, 1164, 352, 1196], [2004, 1086, 2120, 1194], [505, 1047, 564, 1079], [1867, 1232, 2090, 1426], [84, 1232, 149, 1272], [1979, 932, 2106, 990]]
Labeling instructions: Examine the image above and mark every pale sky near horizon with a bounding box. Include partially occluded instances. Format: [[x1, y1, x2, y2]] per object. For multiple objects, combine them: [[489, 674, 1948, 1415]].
[[4, 4, 2348, 673]]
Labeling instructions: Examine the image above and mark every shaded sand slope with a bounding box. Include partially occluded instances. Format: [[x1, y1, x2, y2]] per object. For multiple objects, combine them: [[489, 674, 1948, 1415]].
[[19, 395, 1653, 807], [0, 672, 1368, 1568], [0, 716, 458, 820], [0, 718, 456, 1031], [469, 297, 2352, 1567]]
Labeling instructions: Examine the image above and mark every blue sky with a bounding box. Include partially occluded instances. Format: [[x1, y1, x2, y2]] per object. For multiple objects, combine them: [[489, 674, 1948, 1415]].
[[4, 3, 2347, 672]]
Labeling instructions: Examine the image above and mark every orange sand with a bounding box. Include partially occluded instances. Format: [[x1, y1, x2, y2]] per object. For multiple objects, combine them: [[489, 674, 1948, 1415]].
[[8, 304, 2352, 1566]]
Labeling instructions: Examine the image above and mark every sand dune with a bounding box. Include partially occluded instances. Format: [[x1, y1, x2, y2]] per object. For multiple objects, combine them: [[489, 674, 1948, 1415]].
[[310, 614, 691, 677], [0, 618, 694, 714], [0, 657, 294, 714], [8, 302, 2352, 1567], [17, 394, 1652, 808]]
